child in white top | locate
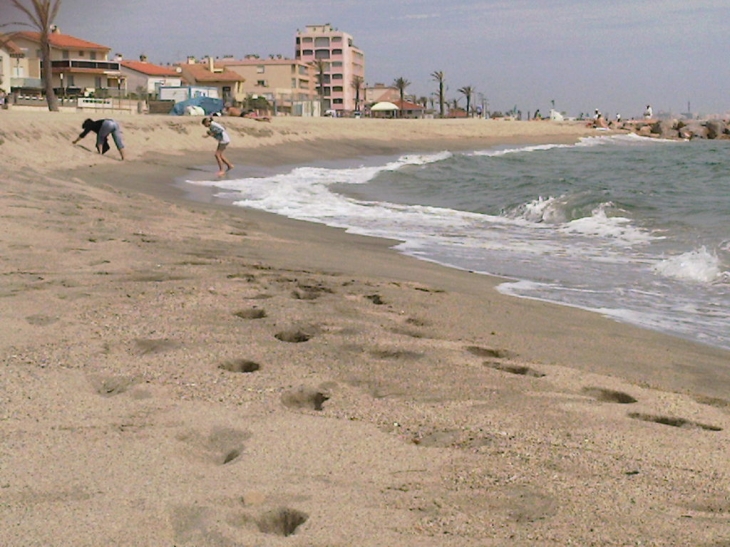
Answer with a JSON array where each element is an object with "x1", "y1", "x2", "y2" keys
[{"x1": 202, "y1": 117, "x2": 233, "y2": 176}]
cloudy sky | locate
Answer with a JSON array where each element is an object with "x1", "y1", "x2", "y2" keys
[{"x1": 3, "y1": 0, "x2": 729, "y2": 117}]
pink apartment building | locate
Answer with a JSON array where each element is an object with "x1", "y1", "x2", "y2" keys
[{"x1": 295, "y1": 24, "x2": 365, "y2": 114}]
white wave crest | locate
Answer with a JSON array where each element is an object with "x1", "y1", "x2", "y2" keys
[{"x1": 652, "y1": 247, "x2": 723, "y2": 283}]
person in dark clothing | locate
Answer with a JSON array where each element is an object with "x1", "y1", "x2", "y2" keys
[{"x1": 72, "y1": 118, "x2": 125, "y2": 160}]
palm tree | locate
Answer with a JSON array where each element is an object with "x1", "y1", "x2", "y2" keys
[
  {"x1": 431, "y1": 70, "x2": 445, "y2": 118},
  {"x1": 458, "y1": 85, "x2": 474, "y2": 118},
  {"x1": 351, "y1": 75, "x2": 363, "y2": 113},
  {"x1": 311, "y1": 59, "x2": 327, "y2": 115},
  {"x1": 393, "y1": 77, "x2": 410, "y2": 118},
  {"x1": 9, "y1": 0, "x2": 62, "y2": 112}
]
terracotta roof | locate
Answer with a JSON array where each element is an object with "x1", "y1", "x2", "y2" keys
[
  {"x1": 121, "y1": 60, "x2": 179, "y2": 77},
  {"x1": 178, "y1": 63, "x2": 244, "y2": 83},
  {"x1": 0, "y1": 35, "x2": 24, "y2": 56},
  {"x1": 14, "y1": 31, "x2": 110, "y2": 51},
  {"x1": 394, "y1": 99, "x2": 426, "y2": 111}
]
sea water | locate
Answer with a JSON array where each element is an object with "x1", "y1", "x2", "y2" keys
[{"x1": 185, "y1": 134, "x2": 730, "y2": 351}]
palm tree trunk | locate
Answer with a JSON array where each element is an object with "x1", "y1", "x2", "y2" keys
[{"x1": 41, "y1": 29, "x2": 58, "y2": 111}]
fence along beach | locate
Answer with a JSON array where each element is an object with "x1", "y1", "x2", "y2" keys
[{"x1": 1, "y1": 110, "x2": 729, "y2": 546}]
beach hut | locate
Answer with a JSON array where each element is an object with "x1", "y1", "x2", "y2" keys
[{"x1": 370, "y1": 101, "x2": 399, "y2": 118}]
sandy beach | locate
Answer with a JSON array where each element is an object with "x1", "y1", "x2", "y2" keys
[{"x1": 1, "y1": 110, "x2": 729, "y2": 546}]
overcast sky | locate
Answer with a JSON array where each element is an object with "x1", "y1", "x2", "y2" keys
[{"x1": 3, "y1": 0, "x2": 729, "y2": 117}]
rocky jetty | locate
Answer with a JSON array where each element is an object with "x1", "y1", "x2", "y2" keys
[{"x1": 619, "y1": 118, "x2": 730, "y2": 140}]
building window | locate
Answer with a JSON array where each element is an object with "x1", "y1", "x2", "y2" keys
[
  {"x1": 256, "y1": 80, "x2": 267, "y2": 87},
  {"x1": 332, "y1": 73, "x2": 343, "y2": 80},
  {"x1": 62, "y1": 49, "x2": 69, "y2": 59},
  {"x1": 314, "y1": 37, "x2": 329, "y2": 47},
  {"x1": 95, "y1": 76, "x2": 102, "y2": 88},
  {"x1": 302, "y1": 37, "x2": 313, "y2": 43},
  {"x1": 333, "y1": 98, "x2": 343, "y2": 104},
  {"x1": 332, "y1": 36, "x2": 342, "y2": 43},
  {"x1": 333, "y1": 86, "x2": 343, "y2": 92},
  {"x1": 314, "y1": 50, "x2": 330, "y2": 60},
  {"x1": 68, "y1": 75, "x2": 75, "y2": 86},
  {"x1": 257, "y1": 65, "x2": 265, "y2": 73},
  {"x1": 90, "y1": 51, "x2": 96, "y2": 60},
  {"x1": 302, "y1": 49, "x2": 313, "y2": 56},
  {"x1": 332, "y1": 49, "x2": 342, "y2": 56}
]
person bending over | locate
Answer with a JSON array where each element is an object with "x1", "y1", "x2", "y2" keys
[{"x1": 72, "y1": 118, "x2": 125, "y2": 160}]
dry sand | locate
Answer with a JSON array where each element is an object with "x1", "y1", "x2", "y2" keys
[{"x1": 1, "y1": 110, "x2": 729, "y2": 546}]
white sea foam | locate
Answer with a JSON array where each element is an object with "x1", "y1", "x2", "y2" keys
[
  {"x1": 559, "y1": 204, "x2": 655, "y2": 246},
  {"x1": 652, "y1": 247, "x2": 723, "y2": 283},
  {"x1": 184, "y1": 136, "x2": 730, "y2": 350}
]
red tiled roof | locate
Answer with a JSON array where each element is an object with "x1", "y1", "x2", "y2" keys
[
  {"x1": 0, "y1": 35, "x2": 24, "y2": 56},
  {"x1": 394, "y1": 99, "x2": 426, "y2": 111},
  {"x1": 121, "y1": 60, "x2": 179, "y2": 77},
  {"x1": 14, "y1": 31, "x2": 110, "y2": 51},
  {"x1": 178, "y1": 63, "x2": 244, "y2": 83}
]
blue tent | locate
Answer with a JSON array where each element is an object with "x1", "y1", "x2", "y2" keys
[{"x1": 170, "y1": 96, "x2": 224, "y2": 116}]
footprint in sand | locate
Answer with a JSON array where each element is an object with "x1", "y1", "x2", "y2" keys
[
  {"x1": 175, "y1": 426, "x2": 251, "y2": 465},
  {"x1": 582, "y1": 387, "x2": 637, "y2": 404},
  {"x1": 218, "y1": 358, "x2": 261, "y2": 373},
  {"x1": 274, "y1": 329, "x2": 312, "y2": 343},
  {"x1": 628, "y1": 412, "x2": 722, "y2": 431},
  {"x1": 483, "y1": 360, "x2": 546, "y2": 378},
  {"x1": 281, "y1": 386, "x2": 330, "y2": 411},
  {"x1": 466, "y1": 345, "x2": 515, "y2": 359},
  {"x1": 233, "y1": 308, "x2": 267, "y2": 320},
  {"x1": 256, "y1": 507, "x2": 309, "y2": 537}
]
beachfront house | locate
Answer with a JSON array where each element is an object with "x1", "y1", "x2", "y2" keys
[
  {"x1": 393, "y1": 99, "x2": 427, "y2": 119},
  {"x1": 176, "y1": 57, "x2": 245, "y2": 105},
  {"x1": 217, "y1": 56, "x2": 318, "y2": 116},
  {"x1": 10, "y1": 26, "x2": 124, "y2": 98},
  {"x1": 120, "y1": 55, "x2": 182, "y2": 99},
  {"x1": 295, "y1": 24, "x2": 365, "y2": 116},
  {"x1": 0, "y1": 34, "x2": 29, "y2": 96}
]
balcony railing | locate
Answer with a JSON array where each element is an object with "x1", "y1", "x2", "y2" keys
[{"x1": 46, "y1": 59, "x2": 122, "y2": 72}]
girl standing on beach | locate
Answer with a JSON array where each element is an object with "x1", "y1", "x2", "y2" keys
[{"x1": 202, "y1": 117, "x2": 234, "y2": 176}]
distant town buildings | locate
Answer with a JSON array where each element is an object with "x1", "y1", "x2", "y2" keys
[
  {"x1": 218, "y1": 56, "x2": 316, "y2": 116},
  {"x1": 2, "y1": 22, "x2": 377, "y2": 116},
  {"x1": 120, "y1": 55, "x2": 182, "y2": 97},
  {"x1": 295, "y1": 24, "x2": 365, "y2": 114}
]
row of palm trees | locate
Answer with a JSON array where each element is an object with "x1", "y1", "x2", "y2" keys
[{"x1": 347, "y1": 71, "x2": 477, "y2": 117}]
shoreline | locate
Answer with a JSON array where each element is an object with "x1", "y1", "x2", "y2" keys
[
  {"x1": 2, "y1": 112, "x2": 730, "y2": 546},
  {"x1": 57, "y1": 120, "x2": 730, "y2": 397}
]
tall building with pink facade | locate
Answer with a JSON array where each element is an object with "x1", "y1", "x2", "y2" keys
[{"x1": 295, "y1": 24, "x2": 365, "y2": 114}]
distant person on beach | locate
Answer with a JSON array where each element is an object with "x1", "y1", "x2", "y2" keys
[
  {"x1": 644, "y1": 105, "x2": 653, "y2": 119},
  {"x1": 243, "y1": 109, "x2": 271, "y2": 122},
  {"x1": 202, "y1": 116, "x2": 233, "y2": 177},
  {"x1": 72, "y1": 118, "x2": 125, "y2": 160}
]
